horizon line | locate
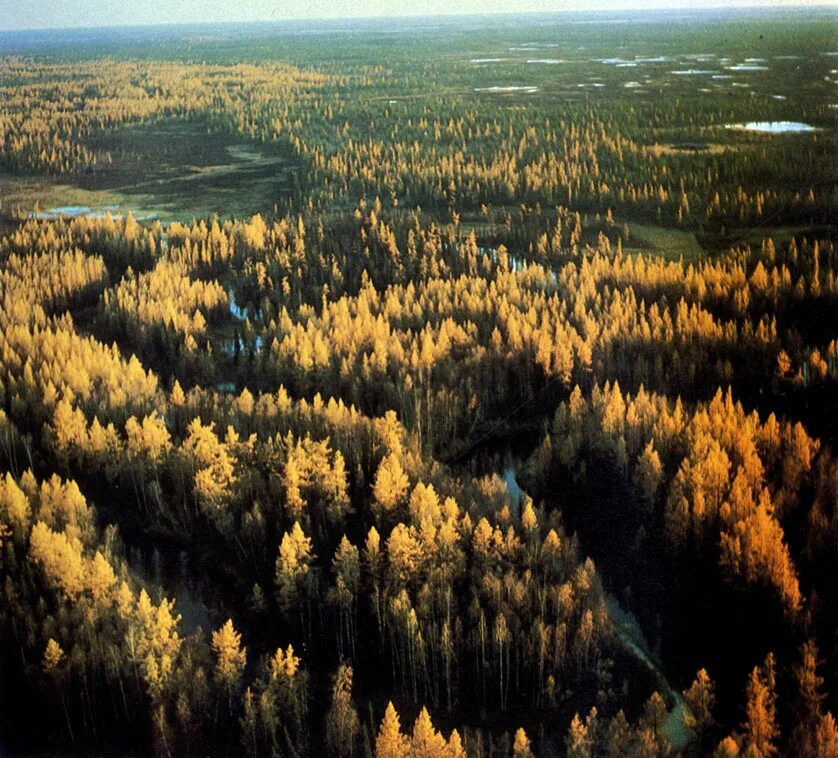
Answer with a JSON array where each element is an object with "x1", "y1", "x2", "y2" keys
[{"x1": 2, "y1": 2, "x2": 836, "y2": 35}]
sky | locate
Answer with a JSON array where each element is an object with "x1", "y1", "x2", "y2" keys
[{"x1": 0, "y1": 0, "x2": 835, "y2": 31}]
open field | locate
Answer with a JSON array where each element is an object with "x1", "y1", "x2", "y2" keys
[{"x1": 1, "y1": 119, "x2": 299, "y2": 221}]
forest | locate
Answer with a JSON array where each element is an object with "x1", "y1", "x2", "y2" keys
[{"x1": 0, "y1": 7, "x2": 836, "y2": 757}]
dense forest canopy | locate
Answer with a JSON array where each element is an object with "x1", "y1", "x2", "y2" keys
[{"x1": 0, "y1": 8, "x2": 836, "y2": 757}]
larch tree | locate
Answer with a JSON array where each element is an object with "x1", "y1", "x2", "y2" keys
[
  {"x1": 275, "y1": 521, "x2": 316, "y2": 637},
  {"x1": 372, "y1": 452, "x2": 409, "y2": 520},
  {"x1": 410, "y1": 706, "x2": 448, "y2": 757},
  {"x1": 513, "y1": 727, "x2": 535, "y2": 758},
  {"x1": 791, "y1": 641, "x2": 828, "y2": 757},
  {"x1": 325, "y1": 663, "x2": 360, "y2": 757},
  {"x1": 814, "y1": 713, "x2": 838, "y2": 757},
  {"x1": 566, "y1": 713, "x2": 592, "y2": 758},
  {"x1": 329, "y1": 535, "x2": 361, "y2": 657},
  {"x1": 212, "y1": 618, "x2": 247, "y2": 716},
  {"x1": 683, "y1": 668, "x2": 716, "y2": 743},
  {"x1": 743, "y1": 654, "x2": 779, "y2": 757},
  {"x1": 375, "y1": 701, "x2": 409, "y2": 758}
]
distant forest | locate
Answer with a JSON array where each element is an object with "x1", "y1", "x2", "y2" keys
[{"x1": 0, "y1": 9, "x2": 836, "y2": 757}]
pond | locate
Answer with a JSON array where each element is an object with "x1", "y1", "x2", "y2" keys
[
  {"x1": 29, "y1": 205, "x2": 159, "y2": 221},
  {"x1": 725, "y1": 121, "x2": 820, "y2": 133},
  {"x1": 228, "y1": 289, "x2": 249, "y2": 321},
  {"x1": 725, "y1": 64, "x2": 769, "y2": 71},
  {"x1": 474, "y1": 86, "x2": 539, "y2": 94}
]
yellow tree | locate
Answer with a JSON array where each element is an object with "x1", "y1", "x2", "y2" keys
[
  {"x1": 364, "y1": 526, "x2": 385, "y2": 643},
  {"x1": 791, "y1": 641, "x2": 828, "y2": 757},
  {"x1": 132, "y1": 589, "x2": 182, "y2": 702},
  {"x1": 566, "y1": 713, "x2": 591, "y2": 758},
  {"x1": 182, "y1": 418, "x2": 236, "y2": 522},
  {"x1": 130, "y1": 589, "x2": 182, "y2": 757},
  {"x1": 743, "y1": 654, "x2": 779, "y2": 757},
  {"x1": 325, "y1": 663, "x2": 360, "y2": 757},
  {"x1": 715, "y1": 735, "x2": 741, "y2": 757},
  {"x1": 212, "y1": 618, "x2": 246, "y2": 715},
  {"x1": 634, "y1": 440, "x2": 663, "y2": 511},
  {"x1": 410, "y1": 706, "x2": 448, "y2": 757},
  {"x1": 43, "y1": 638, "x2": 65, "y2": 671},
  {"x1": 275, "y1": 521, "x2": 316, "y2": 637},
  {"x1": 42, "y1": 638, "x2": 73, "y2": 740},
  {"x1": 329, "y1": 535, "x2": 360, "y2": 657},
  {"x1": 0, "y1": 473, "x2": 29, "y2": 535},
  {"x1": 376, "y1": 701, "x2": 409, "y2": 758},
  {"x1": 28, "y1": 521, "x2": 85, "y2": 598},
  {"x1": 683, "y1": 668, "x2": 716, "y2": 743},
  {"x1": 814, "y1": 713, "x2": 838, "y2": 757},
  {"x1": 513, "y1": 727, "x2": 535, "y2": 758},
  {"x1": 262, "y1": 644, "x2": 308, "y2": 754},
  {"x1": 372, "y1": 452, "x2": 409, "y2": 520}
]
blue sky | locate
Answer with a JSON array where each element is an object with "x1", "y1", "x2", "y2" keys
[{"x1": 1, "y1": 0, "x2": 835, "y2": 31}]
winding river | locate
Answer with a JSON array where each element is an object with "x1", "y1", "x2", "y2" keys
[{"x1": 501, "y1": 467, "x2": 690, "y2": 750}]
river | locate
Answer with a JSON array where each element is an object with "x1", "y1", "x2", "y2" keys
[
  {"x1": 127, "y1": 544, "x2": 214, "y2": 636},
  {"x1": 500, "y1": 467, "x2": 690, "y2": 750}
]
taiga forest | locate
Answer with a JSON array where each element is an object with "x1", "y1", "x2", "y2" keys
[{"x1": 0, "y1": 7, "x2": 836, "y2": 757}]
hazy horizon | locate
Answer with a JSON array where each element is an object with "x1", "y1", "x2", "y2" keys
[{"x1": 1, "y1": 0, "x2": 836, "y2": 32}]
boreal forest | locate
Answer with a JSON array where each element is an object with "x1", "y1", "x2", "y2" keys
[{"x1": 0, "y1": 7, "x2": 836, "y2": 757}]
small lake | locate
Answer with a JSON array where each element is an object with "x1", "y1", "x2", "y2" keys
[
  {"x1": 29, "y1": 205, "x2": 159, "y2": 221},
  {"x1": 474, "y1": 86, "x2": 539, "y2": 93},
  {"x1": 725, "y1": 64, "x2": 770, "y2": 72},
  {"x1": 725, "y1": 121, "x2": 820, "y2": 133}
]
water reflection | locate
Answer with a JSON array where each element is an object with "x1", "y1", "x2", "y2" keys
[{"x1": 726, "y1": 121, "x2": 819, "y2": 133}]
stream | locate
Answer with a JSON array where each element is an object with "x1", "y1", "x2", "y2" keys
[
  {"x1": 501, "y1": 467, "x2": 690, "y2": 750},
  {"x1": 126, "y1": 544, "x2": 214, "y2": 636}
]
